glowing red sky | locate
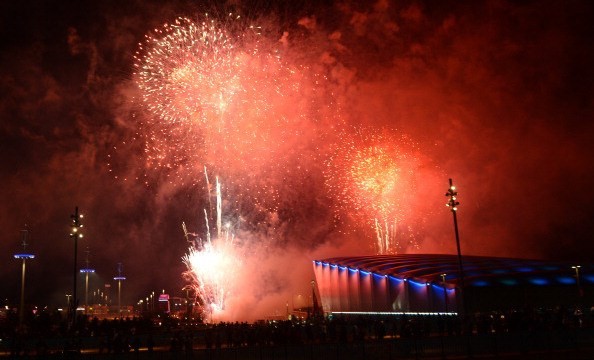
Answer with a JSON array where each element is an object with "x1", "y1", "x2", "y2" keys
[{"x1": 1, "y1": 0, "x2": 593, "y2": 317}]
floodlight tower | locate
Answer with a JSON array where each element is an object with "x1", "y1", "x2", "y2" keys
[
  {"x1": 113, "y1": 263, "x2": 127, "y2": 317},
  {"x1": 445, "y1": 178, "x2": 466, "y2": 315},
  {"x1": 14, "y1": 224, "x2": 35, "y2": 325},
  {"x1": 69, "y1": 207, "x2": 84, "y2": 326},
  {"x1": 80, "y1": 248, "x2": 95, "y2": 315}
]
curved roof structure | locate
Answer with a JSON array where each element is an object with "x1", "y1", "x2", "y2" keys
[{"x1": 314, "y1": 254, "x2": 593, "y2": 288}]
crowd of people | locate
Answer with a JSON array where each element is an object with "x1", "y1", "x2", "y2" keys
[{"x1": 1, "y1": 304, "x2": 593, "y2": 357}]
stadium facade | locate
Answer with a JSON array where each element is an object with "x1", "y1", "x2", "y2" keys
[{"x1": 313, "y1": 254, "x2": 593, "y2": 314}]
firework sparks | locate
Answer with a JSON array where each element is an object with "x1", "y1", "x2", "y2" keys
[
  {"x1": 132, "y1": 15, "x2": 298, "y2": 174},
  {"x1": 182, "y1": 238, "x2": 239, "y2": 315},
  {"x1": 182, "y1": 173, "x2": 241, "y2": 318},
  {"x1": 325, "y1": 127, "x2": 439, "y2": 254},
  {"x1": 127, "y1": 13, "x2": 328, "y2": 225},
  {"x1": 134, "y1": 14, "x2": 246, "y2": 125}
]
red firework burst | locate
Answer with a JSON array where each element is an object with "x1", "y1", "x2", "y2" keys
[{"x1": 325, "y1": 127, "x2": 442, "y2": 254}]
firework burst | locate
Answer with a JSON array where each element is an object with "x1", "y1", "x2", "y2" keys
[
  {"x1": 128, "y1": 13, "x2": 329, "y2": 219},
  {"x1": 134, "y1": 14, "x2": 252, "y2": 125},
  {"x1": 182, "y1": 173, "x2": 242, "y2": 318},
  {"x1": 133, "y1": 15, "x2": 299, "y2": 174},
  {"x1": 182, "y1": 235, "x2": 239, "y2": 315},
  {"x1": 325, "y1": 127, "x2": 440, "y2": 254}
]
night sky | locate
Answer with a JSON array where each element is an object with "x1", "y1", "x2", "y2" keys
[{"x1": 1, "y1": 0, "x2": 593, "y2": 320}]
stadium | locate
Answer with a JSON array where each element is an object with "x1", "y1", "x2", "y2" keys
[{"x1": 313, "y1": 254, "x2": 593, "y2": 314}]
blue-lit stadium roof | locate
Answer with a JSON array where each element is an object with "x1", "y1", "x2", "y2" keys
[{"x1": 314, "y1": 254, "x2": 593, "y2": 288}]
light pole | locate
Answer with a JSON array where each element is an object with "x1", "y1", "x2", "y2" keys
[
  {"x1": 572, "y1": 265, "x2": 583, "y2": 298},
  {"x1": 310, "y1": 279, "x2": 318, "y2": 317},
  {"x1": 80, "y1": 248, "x2": 95, "y2": 316},
  {"x1": 445, "y1": 179, "x2": 465, "y2": 315},
  {"x1": 182, "y1": 286, "x2": 193, "y2": 317},
  {"x1": 113, "y1": 263, "x2": 127, "y2": 317},
  {"x1": 14, "y1": 225, "x2": 35, "y2": 326},
  {"x1": 105, "y1": 283, "x2": 111, "y2": 305},
  {"x1": 69, "y1": 207, "x2": 83, "y2": 328},
  {"x1": 440, "y1": 273, "x2": 448, "y2": 312}
]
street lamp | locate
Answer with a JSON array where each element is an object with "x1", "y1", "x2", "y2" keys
[
  {"x1": 445, "y1": 179, "x2": 466, "y2": 315},
  {"x1": 310, "y1": 279, "x2": 319, "y2": 317},
  {"x1": 572, "y1": 265, "x2": 583, "y2": 298},
  {"x1": 80, "y1": 248, "x2": 95, "y2": 316},
  {"x1": 113, "y1": 263, "x2": 127, "y2": 317},
  {"x1": 14, "y1": 225, "x2": 35, "y2": 326},
  {"x1": 104, "y1": 283, "x2": 111, "y2": 305},
  {"x1": 69, "y1": 207, "x2": 83, "y2": 327},
  {"x1": 440, "y1": 273, "x2": 448, "y2": 312}
]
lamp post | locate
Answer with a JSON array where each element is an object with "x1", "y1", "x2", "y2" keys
[
  {"x1": 14, "y1": 225, "x2": 35, "y2": 325},
  {"x1": 69, "y1": 207, "x2": 83, "y2": 327},
  {"x1": 445, "y1": 179, "x2": 465, "y2": 315},
  {"x1": 440, "y1": 273, "x2": 448, "y2": 312},
  {"x1": 105, "y1": 283, "x2": 111, "y2": 305},
  {"x1": 182, "y1": 286, "x2": 193, "y2": 317},
  {"x1": 80, "y1": 248, "x2": 95, "y2": 315},
  {"x1": 572, "y1": 265, "x2": 583, "y2": 298},
  {"x1": 310, "y1": 279, "x2": 319, "y2": 317},
  {"x1": 113, "y1": 263, "x2": 127, "y2": 317}
]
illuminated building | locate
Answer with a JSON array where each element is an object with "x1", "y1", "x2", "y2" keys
[{"x1": 314, "y1": 254, "x2": 593, "y2": 314}]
